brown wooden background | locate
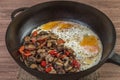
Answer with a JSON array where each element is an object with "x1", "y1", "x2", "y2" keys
[{"x1": 0, "y1": 0, "x2": 120, "y2": 80}]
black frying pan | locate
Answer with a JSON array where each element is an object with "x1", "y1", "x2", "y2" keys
[{"x1": 5, "y1": 1, "x2": 120, "y2": 80}]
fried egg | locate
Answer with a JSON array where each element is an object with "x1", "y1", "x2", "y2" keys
[{"x1": 33, "y1": 21, "x2": 103, "y2": 71}]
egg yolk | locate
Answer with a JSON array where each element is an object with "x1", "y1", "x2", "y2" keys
[
  {"x1": 41, "y1": 21, "x2": 73, "y2": 31},
  {"x1": 58, "y1": 23, "x2": 73, "y2": 30},
  {"x1": 41, "y1": 21, "x2": 60, "y2": 30},
  {"x1": 80, "y1": 35, "x2": 98, "y2": 46}
]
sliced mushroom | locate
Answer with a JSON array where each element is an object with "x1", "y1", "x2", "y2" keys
[
  {"x1": 64, "y1": 60, "x2": 69, "y2": 67},
  {"x1": 47, "y1": 42, "x2": 52, "y2": 47},
  {"x1": 45, "y1": 54, "x2": 54, "y2": 62},
  {"x1": 49, "y1": 33, "x2": 58, "y2": 39},
  {"x1": 64, "y1": 65, "x2": 73, "y2": 71},
  {"x1": 27, "y1": 56, "x2": 36, "y2": 62},
  {"x1": 67, "y1": 48, "x2": 74, "y2": 54},
  {"x1": 20, "y1": 56, "x2": 23, "y2": 62},
  {"x1": 36, "y1": 42, "x2": 40, "y2": 46},
  {"x1": 57, "y1": 45, "x2": 64, "y2": 52},
  {"x1": 37, "y1": 65, "x2": 44, "y2": 72},
  {"x1": 35, "y1": 54, "x2": 41, "y2": 59},
  {"x1": 48, "y1": 40, "x2": 57, "y2": 45},
  {"x1": 24, "y1": 36, "x2": 30, "y2": 42},
  {"x1": 40, "y1": 52, "x2": 47, "y2": 59},
  {"x1": 30, "y1": 51, "x2": 36, "y2": 55},
  {"x1": 55, "y1": 59, "x2": 63, "y2": 66},
  {"x1": 53, "y1": 58, "x2": 58, "y2": 63},
  {"x1": 30, "y1": 64, "x2": 37, "y2": 69},
  {"x1": 39, "y1": 41, "x2": 47, "y2": 48},
  {"x1": 25, "y1": 44, "x2": 36, "y2": 50},
  {"x1": 62, "y1": 56, "x2": 69, "y2": 62},
  {"x1": 24, "y1": 60, "x2": 30, "y2": 67},
  {"x1": 69, "y1": 68, "x2": 78, "y2": 72},
  {"x1": 36, "y1": 58, "x2": 42, "y2": 63},
  {"x1": 39, "y1": 31, "x2": 48, "y2": 35},
  {"x1": 37, "y1": 49, "x2": 46, "y2": 53}
]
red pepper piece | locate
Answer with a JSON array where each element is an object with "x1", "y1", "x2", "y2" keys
[
  {"x1": 49, "y1": 50, "x2": 57, "y2": 55},
  {"x1": 41, "y1": 61, "x2": 47, "y2": 67},
  {"x1": 32, "y1": 31, "x2": 37, "y2": 37},
  {"x1": 19, "y1": 46, "x2": 25, "y2": 54},
  {"x1": 65, "y1": 51, "x2": 70, "y2": 56},
  {"x1": 55, "y1": 53, "x2": 60, "y2": 57},
  {"x1": 45, "y1": 67, "x2": 52, "y2": 73},
  {"x1": 49, "y1": 50, "x2": 60, "y2": 57},
  {"x1": 24, "y1": 50, "x2": 31, "y2": 57},
  {"x1": 72, "y1": 59, "x2": 80, "y2": 69},
  {"x1": 60, "y1": 54, "x2": 66, "y2": 58}
]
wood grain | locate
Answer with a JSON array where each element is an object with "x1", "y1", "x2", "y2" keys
[
  {"x1": 17, "y1": 68, "x2": 99, "y2": 80},
  {"x1": 0, "y1": 0, "x2": 120, "y2": 80}
]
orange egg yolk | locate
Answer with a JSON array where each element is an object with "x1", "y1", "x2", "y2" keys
[
  {"x1": 58, "y1": 23, "x2": 72, "y2": 30},
  {"x1": 41, "y1": 21, "x2": 60, "y2": 30},
  {"x1": 41, "y1": 21, "x2": 73, "y2": 30},
  {"x1": 80, "y1": 35, "x2": 98, "y2": 46}
]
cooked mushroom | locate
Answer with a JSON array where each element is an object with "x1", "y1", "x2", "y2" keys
[
  {"x1": 30, "y1": 51, "x2": 36, "y2": 55},
  {"x1": 24, "y1": 36, "x2": 30, "y2": 42},
  {"x1": 20, "y1": 56, "x2": 23, "y2": 62},
  {"x1": 55, "y1": 59, "x2": 63, "y2": 66},
  {"x1": 27, "y1": 56, "x2": 36, "y2": 62},
  {"x1": 39, "y1": 31, "x2": 48, "y2": 35},
  {"x1": 49, "y1": 33, "x2": 58, "y2": 39},
  {"x1": 39, "y1": 41, "x2": 47, "y2": 48},
  {"x1": 37, "y1": 65, "x2": 44, "y2": 72},
  {"x1": 47, "y1": 42, "x2": 52, "y2": 47},
  {"x1": 36, "y1": 59, "x2": 42, "y2": 63},
  {"x1": 24, "y1": 60, "x2": 30, "y2": 67},
  {"x1": 68, "y1": 48, "x2": 74, "y2": 54},
  {"x1": 37, "y1": 49, "x2": 46, "y2": 53},
  {"x1": 30, "y1": 64, "x2": 37, "y2": 69},
  {"x1": 45, "y1": 54, "x2": 54, "y2": 62},
  {"x1": 69, "y1": 68, "x2": 78, "y2": 72},
  {"x1": 53, "y1": 58, "x2": 58, "y2": 63},
  {"x1": 57, "y1": 45, "x2": 64, "y2": 52},
  {"x1": 40, "y1": 53, "x2": 47, "y2": 59},
  {"x1": 25, "y1": 44, "x2": 36, "y2": 50},
  {"x1": 35, "y1": 53, "x2": 41, "y2": 59},
  {"x1": 64, "y1": 65, "x2": 73, "y2": 71},
  {"x1": 64, "y1": 60, "x2": 69, "y2": 67}
]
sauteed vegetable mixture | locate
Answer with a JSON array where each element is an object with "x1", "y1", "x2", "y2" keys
[{"x1": 19, "y1": 31, "x2": 80, "y2": 74}]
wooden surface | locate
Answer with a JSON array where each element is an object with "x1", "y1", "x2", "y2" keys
[
  {"x1": 17, "y1": 68, "x2": 99, "y2": 80},
  {"x1": 0, "y1": 0, "x2": 120, "y2": 80}
]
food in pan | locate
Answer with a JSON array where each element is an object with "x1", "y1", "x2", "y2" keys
[{"x1": 19, "y1": 21, "x2": 102, "y2": 74}]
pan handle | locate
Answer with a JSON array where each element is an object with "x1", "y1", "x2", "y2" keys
[
  {"x1": 107, "y1": 52, "x2": 120, "y2": 66},
  {"x1": 11, "y1": 7, "x2": 29, "y2": 20}
]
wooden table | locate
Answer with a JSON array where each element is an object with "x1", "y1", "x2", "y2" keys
[{"x1": 0, "y1": 0, "x2": 120, "y2": 80}]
